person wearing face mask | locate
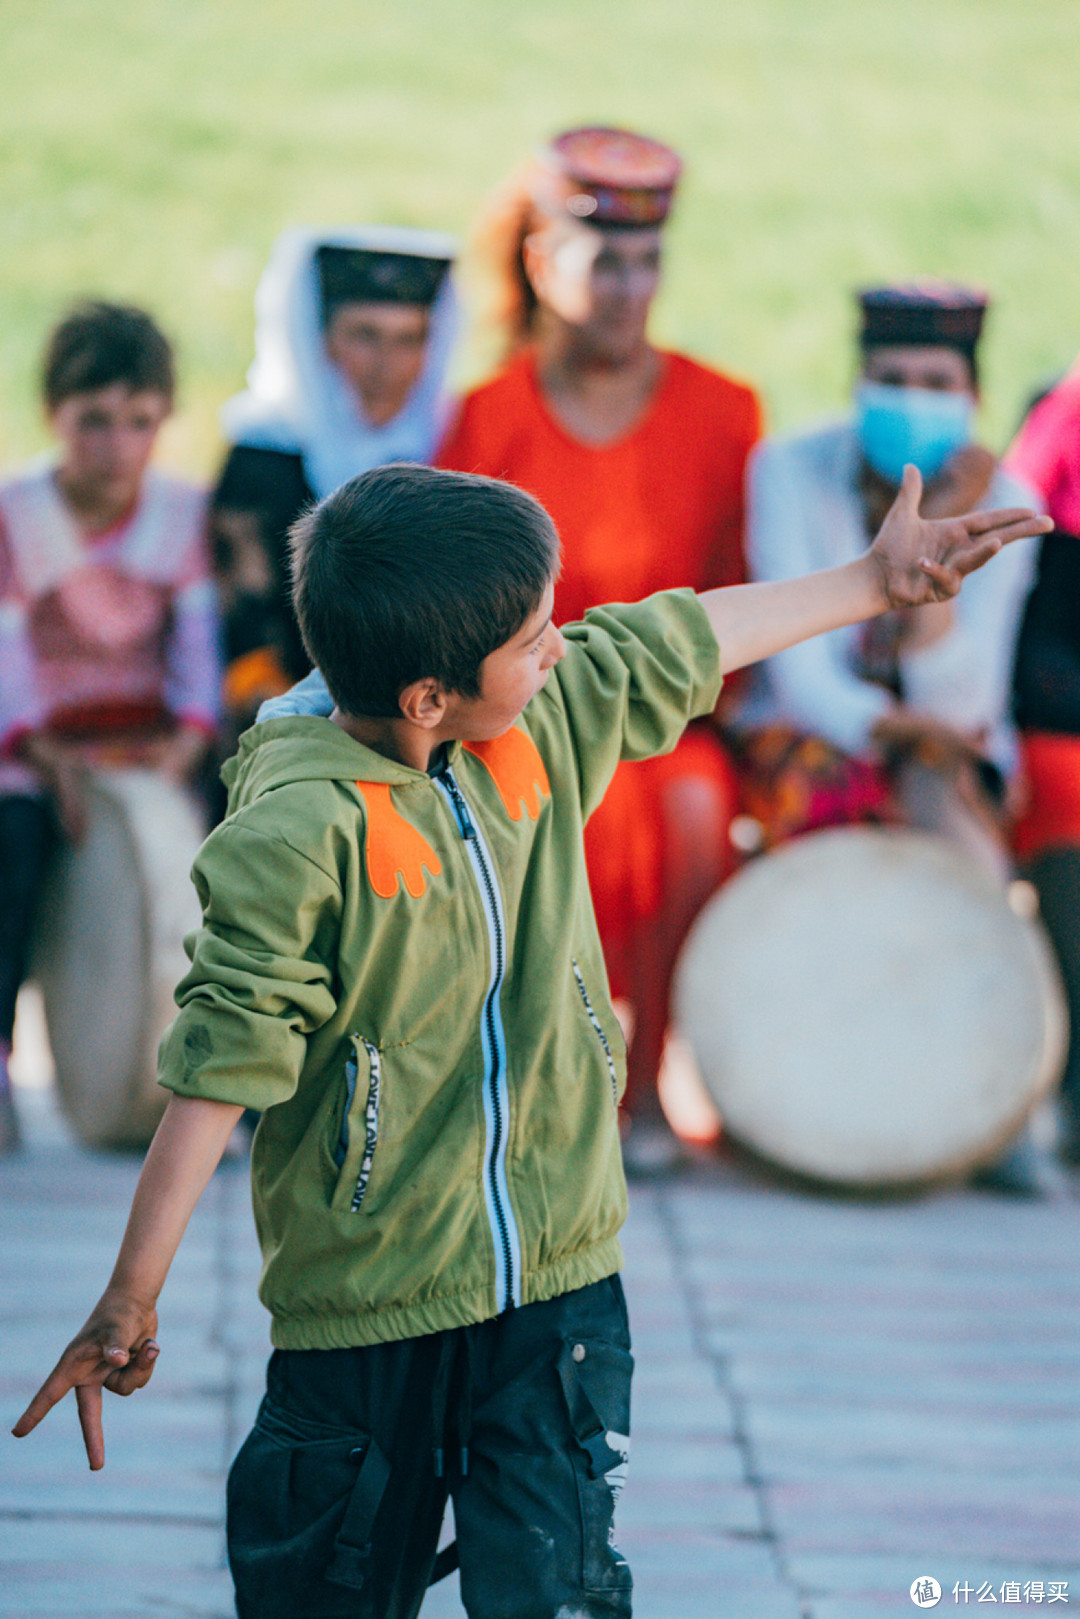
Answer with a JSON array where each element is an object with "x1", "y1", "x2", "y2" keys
[
  {"x1": 210, "y1": 227, "x2": 459, "y2": 740},
  {"x1": 438, "y1": 127, "x2": 764, "y2": 1173},
  {"x1": 734, "y1": 282, "x2": 1039, "y2": 875},
  {"x1": 732, "y1": 283, "x2": 1051, "y2": 1194}
]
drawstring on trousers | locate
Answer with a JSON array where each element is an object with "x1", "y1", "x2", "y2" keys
[{"x1": 429, "y1": 1323, "x2": 478, "y2": 1479}]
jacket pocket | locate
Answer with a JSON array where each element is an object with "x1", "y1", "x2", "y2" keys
[
  {"x1": 571, "y1": 958, "x2": 621, "y2": 1108},
  {"x1": 330, "y1": 1035, "x2": 384, "y2": 1215},
  {"x1": 555, "y1": 1336, "x2": 634, "y2": 1594},
  {"x1": 227, "y1": 1396, "x2": 389, "y2": 1614}
]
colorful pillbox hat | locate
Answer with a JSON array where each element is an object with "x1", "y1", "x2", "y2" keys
[
  {"x1": 858, "y1": 280, "x2": 989, "y2": 355},
  {"x1": 533, "y1": 125, "x2": 683, "y2": 227}
]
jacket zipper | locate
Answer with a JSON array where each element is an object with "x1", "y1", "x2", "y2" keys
[
  {"x1": 571, "y1": 958, "x2": 619, "y2": 1108},
  {"x1": 333, "y1": 1036, "x2": 382, "y2": 1212},
  {"x1": 350, "y1": 1039, "x2": 382, "y2": 1211},
  {"x1": 433, "y1": 763, "x2": 522, "y2": 1312}
]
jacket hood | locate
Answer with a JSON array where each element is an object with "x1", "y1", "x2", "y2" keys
[{"x1": 223, "y1": 716, "x2": 459, "y2": 811}]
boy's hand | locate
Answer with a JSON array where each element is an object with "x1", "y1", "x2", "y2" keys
[
  {"x1": 869, "y1": 464, "x2": 1051, "y2": 611},
  {"x1": 11, "y1": 1291, "x2": 160, "y2": 1470}
]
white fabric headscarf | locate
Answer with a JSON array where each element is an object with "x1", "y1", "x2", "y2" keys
[{"x1": 220, "y1": 225, "x2": 460, "y2": 499}]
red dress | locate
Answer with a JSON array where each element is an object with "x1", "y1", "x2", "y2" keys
[{"x1": 438, "y1": 349, "x2": 763, "y2": 993}]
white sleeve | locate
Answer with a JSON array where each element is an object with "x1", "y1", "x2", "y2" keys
[{"x1": 746, "y1": 436, "x2": 893, "y2": 755}]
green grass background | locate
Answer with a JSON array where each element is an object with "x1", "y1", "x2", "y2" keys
[{"x1": 2, "y1": 0, "x2": 1078, "y2": 475}]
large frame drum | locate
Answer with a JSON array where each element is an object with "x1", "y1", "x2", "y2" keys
[
  {"x1": 674, "y1": 826, "x2": 1067, "y2": 1190},
  {"x1": 31, "y1": 769, "x2": 204, "y2": 1149}
]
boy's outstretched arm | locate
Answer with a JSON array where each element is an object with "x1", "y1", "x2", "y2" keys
[
  {"x1": 11, "y1": 1094, "x2": 243, "y2": 1470},
  {"x1": 702, "y1": 464, "x2": 1052, "y2": 676}
]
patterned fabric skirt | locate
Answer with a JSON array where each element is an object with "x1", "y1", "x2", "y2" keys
[{"x1": 729, "y1": 725, "x2": 896, "y2": 851}]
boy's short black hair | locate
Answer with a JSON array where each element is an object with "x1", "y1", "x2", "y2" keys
[
  {"x1": 290, "y1": 463, "x2": 560, "y2": 719},
  {"x1": 43, "y1": 301, "x2": 176, "y2": 411}
]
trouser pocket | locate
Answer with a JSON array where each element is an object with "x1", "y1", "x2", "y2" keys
[
  {"x1": 227, "y1": 1395, "x2": 389, "y2": 1618},
  {"x1": 555, "y1": 1335, "x2": 634, "y2": 1595}
]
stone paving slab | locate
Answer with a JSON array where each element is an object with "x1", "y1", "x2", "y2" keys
[{"x1": 4, "y1": 1067, "x2": 1080, "y2": 1617}]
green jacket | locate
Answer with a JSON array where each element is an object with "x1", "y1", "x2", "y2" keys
[{"x1": 159, "y1": 590, "x2": 721, "y2": 1349}]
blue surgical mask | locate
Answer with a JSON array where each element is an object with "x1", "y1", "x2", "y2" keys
[{"x1": 854, "y1": 381, "x2": 975, "y2": 485}]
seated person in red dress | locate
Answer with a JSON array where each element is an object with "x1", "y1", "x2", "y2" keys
[
  {"x1": 438, "y1": 126, "x2": 764, "y2": 1170},
  {"x1": 0, "y1": 303, "x2": 220, "y2": 1152},
  {"x1": 211, "y1": 227, "x2": 459, "y2": 736},
  {"x1": 1007, "y1": 360, "x2": 1080, "y2": 1162}
]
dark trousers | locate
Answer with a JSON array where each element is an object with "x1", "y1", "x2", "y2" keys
[
  {"x1": 1024, "y1": 847, "x2": 1080, "y2": 1116},
  {"x1": 0, "y1": 795, "x2": 55, "y2": 1044},
  {"x1": 227, "y1": 1275, "x2": 633, "y2": 1619}
]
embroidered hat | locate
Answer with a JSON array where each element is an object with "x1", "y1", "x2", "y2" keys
[
  {"x1": 315, "y1": 244, "x2": 453, "y2": 322},
  {"x1": 857, "y1": 280, "x2": 989, "y2": 355},
  {"x1": 533, "y1": 125, "x2": 683, "y2": 227}
]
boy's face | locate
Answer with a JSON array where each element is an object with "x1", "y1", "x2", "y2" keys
[
  {"x1": 444, "y1": 582, "x2": 565, "y2": 741},
  {"x1": 49, "y1": 385, "x2": 170, "y2": 519}
]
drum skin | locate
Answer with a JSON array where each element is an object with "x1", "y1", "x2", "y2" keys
[
  {"x1": 32, "y1": 769, "x2": 204, "y2": 1149},
  {"x1": 674, "y1": 827, "x2": 1068, "y2": 1189}
]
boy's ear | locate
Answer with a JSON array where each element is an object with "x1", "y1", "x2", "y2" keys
[{"x1": 397, "y1": 677, "x2": 450, "y2": 730}]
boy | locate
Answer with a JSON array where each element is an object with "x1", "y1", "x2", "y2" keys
[
  {"x1": 0, "y1": 301, "x2": 219, "y2": 1154},
  {"x1": 13, "y1": 463, "x2": 1048, "y2": 1618}
]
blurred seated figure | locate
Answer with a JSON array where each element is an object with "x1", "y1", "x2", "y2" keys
[
  {"x1": 0, "y1": 302, "x2": 220, "y2": 1152},
  {"x1": 732, "y1": 281, "x2": 1047, "y2": 1194},
  {"x1": 1008, "y1": 364, "x2": 1080, "y2": 1163},
  {"x1": 734, "y1": 281, "x2": 1038, "y2": 878},
  {"x1": 438, "y1": 127, "x2": 763, "y2": 1171},
  {"x1": 211, "y1": 227, "x2": 459, "y2": 739}
]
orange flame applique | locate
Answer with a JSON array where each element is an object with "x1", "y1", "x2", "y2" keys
[
  {"x1": 465, "y1": 728, "x2": 551, "y2": 822},
  {"x1": 355, "y1": 782, "x2": 442, "y2": 898}
]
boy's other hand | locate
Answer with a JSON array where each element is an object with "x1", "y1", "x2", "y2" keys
[
  {"x1": 869, "y1": 464, "x2": 1052, "y2": 611},
  {"x1": 11, "y1": 1291, "x2": 160, "y2": 1470}
]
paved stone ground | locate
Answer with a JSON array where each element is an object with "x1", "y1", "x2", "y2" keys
[{"x1": 3, "y1": 1023, "x2": 1079, "y2": 1617}]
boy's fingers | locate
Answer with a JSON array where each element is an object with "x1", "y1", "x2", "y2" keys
[
  {"x1": 11, "y1": 1342, "x2": 129, "y2": 1438},
  {"x1": 917, "y1": 560, "x2": 962, "y2": 598},
  {"x1": 961, "y1": 507, "x2": 1051, "y2": 539},
  {"x1": 989, "y1": 513, "x2": 1054, "y2": 545},
  {"x1": 950, "y1": 535, "x2": 1003, "y2": 579},
  {"x1": 899, "y1": 462, "x2": 923, "y2": 509},
  {"x1": 105, "y1": 1339, "x2": 159, "y2": 1396},
  {"x1": 76, "y1": 1383, "x2": 105, "y2": 1472}
]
